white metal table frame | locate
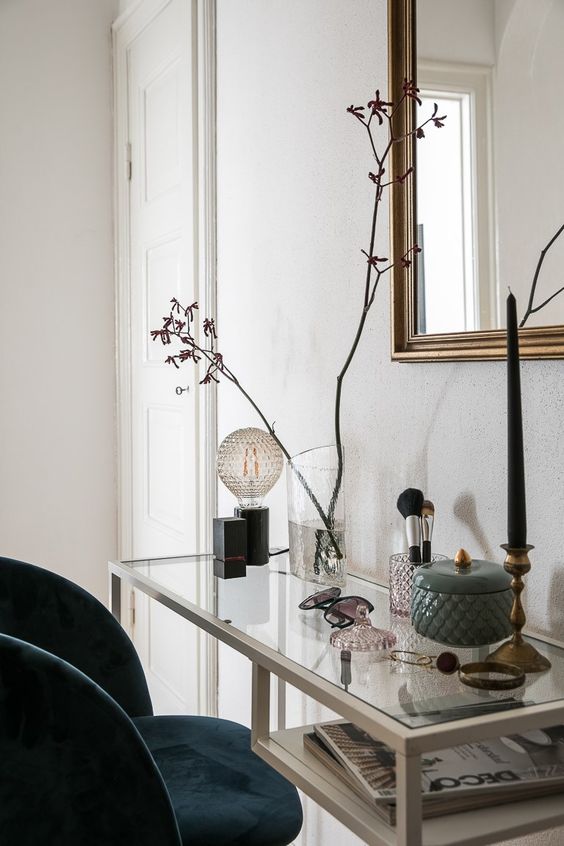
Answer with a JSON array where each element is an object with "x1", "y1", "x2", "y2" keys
[{"x1": 109, "y1": 560, "x2": 564, "y2": 846}]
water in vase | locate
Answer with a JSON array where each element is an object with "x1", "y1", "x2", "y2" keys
[{"x1": 288, "y1": 519, "x2": 346, "y2": 587}]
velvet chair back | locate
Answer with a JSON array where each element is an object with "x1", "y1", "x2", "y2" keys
[
  {"x1": 0, "y1": 556, "x2": 152, "y2": 717},
  {"x1": 0, "y1": 634, "x2": 182, "y2": 846}
]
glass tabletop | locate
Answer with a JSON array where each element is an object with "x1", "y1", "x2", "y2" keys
[{"x1": 118, "y1": 552, "x2": 564, "y2": 730}]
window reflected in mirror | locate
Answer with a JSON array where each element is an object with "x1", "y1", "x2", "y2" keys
[{"x1": 415, "y1": 0, "x2": 564, "y2": 334}]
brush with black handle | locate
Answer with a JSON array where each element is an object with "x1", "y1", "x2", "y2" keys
[
  {"x1": 396, "y1": 488, "x2": 424, "y2": 564},
  {"x1": 421, "y1": 499, "x2": 435, "y2": 564},
  {"x1": 340, "y1": 649, "x2": 352, "y2": 692}
]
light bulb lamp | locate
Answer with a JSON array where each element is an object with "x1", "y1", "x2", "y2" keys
[{"x1": 216, "y1": 428, "x2": 284, "y2": 565}]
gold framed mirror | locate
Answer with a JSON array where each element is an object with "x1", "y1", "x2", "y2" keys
[{"x1": 389, "y1": 0, "x2": 564, "y2": 360}]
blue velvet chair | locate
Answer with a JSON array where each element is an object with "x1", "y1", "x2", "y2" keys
[
  {"x1": 0, "y1": 633, "x2": 183, "y2": 845},
  {"x1": 0, "y1": 556, "x2": 303, "y2": 846}
]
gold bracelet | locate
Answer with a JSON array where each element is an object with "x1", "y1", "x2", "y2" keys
[
  {"x1": 458, "y1": 661, "x2": 525, "y2": 691},
  {"x1": 390, "y1": 650, "x2": 432, "y2": 666},
  {"x1": 389, "y1": 650, "x2": 460, "y2": 675}
]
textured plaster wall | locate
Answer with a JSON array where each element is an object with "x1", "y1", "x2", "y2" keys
[
  {"x1": 217, "y1": 1, "x2": 564, "y2": 843},
  {"x1": 0, "y1": 0, "x2": 118, "y2": 601},
  {"x1": 216, "y1": 0, "x2": 564, "y2": 639}
]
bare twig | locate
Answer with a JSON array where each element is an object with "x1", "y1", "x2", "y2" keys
[{"x1": 520, "y1": 223, "x2": 564, "y2": 327}]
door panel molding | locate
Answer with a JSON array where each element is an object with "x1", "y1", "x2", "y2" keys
[
  {"x1": 113, "y1": 0, "x2": 217, "y2": 716},
  {"x1": 195, "y1": 0, "x2": 217, "y2": 715}
]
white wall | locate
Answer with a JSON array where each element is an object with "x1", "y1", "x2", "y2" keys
[
  {"x1": 0, "y1": 0, "x2": 118, "y2": 601},
  {"x1": 418, "y1": 0, "x2": 495, "y2": 64},
  {"x1": 216, "y1": 1, "x2": 564, "y2": 843},
  {"x1": 118, "y1": 0, "x2": 138, "y2": 15}
]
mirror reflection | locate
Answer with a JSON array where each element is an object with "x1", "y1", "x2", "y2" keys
[{"x1": 416, "y1": 0, "x2": 564, "y2": 334}]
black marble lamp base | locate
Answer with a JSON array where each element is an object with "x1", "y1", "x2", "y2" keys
[
  {"x1": 213, "y1": 557, "x2": 246, "y2": 579},
  {"x1": 234, "y1": 506, "x2": 269, "y2": 566},
  {"x1": 213, "y1": 517, "x2": 247, "y2": 562}
]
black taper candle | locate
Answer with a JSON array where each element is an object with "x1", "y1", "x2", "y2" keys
[{"x1": 507, "y1": 292, "x2": 527, "y2": 547}]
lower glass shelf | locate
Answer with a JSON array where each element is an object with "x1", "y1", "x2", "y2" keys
[{"x1": 253, "y1": 725, "x2": 564, "y2": 846}]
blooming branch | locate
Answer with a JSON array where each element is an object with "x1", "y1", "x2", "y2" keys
[
  {"x1": 151, "y1": 79, "x2": 446, "y2": 559},
  {"x1": 151, "y1": 299, "x2": 343, "y2": 554},
  {"x1": 333, "y1": 81, "x2": 447, "y2": 488},
  {"x1": 152, "y1": 300, "x2": 276, "y2": 413}
]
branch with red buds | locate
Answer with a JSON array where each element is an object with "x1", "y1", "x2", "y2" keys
[
  {"x1": 152, "y1": 298, "x2": 289, "y2": 452},
  {"x1": 151, "y1": 80, "x2": 446, "y2": 556},
  {"x1": 151, "y1": 298, "x2": 343, "y2": 554},
  {"x1": 330, "y1": 81, "x2": 446, "y2": 515}
]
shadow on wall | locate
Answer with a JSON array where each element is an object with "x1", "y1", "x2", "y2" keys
[
  {"x1": 453, "y1": 492, "x2": 496, "y2": 561},
  {"x1": 413, "y1": 366, "x2": 459, "y2": 496},
  {"x1": 549, "y1": 566, "x2": 564, "y2": 642}
]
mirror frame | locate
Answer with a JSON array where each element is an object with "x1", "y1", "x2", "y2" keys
[{"x1": 388, "y1": 0, "x2": 564, "y2": 361}]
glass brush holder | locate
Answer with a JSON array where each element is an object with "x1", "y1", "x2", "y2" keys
[{"x1": 389, "y1": 552, "x2": 447, "y2": 618}]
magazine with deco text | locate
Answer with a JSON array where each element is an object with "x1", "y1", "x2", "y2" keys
[
  {"x1": 313, "y1": 721, "x2": 564, "y2": 806},
  {"x1": 303, "y1": 731, "x2": 564, "y2": 825}
]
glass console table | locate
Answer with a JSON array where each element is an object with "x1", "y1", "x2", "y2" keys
[{"x1": 108, "y1": 553, "x2": 564, "y2": 846}]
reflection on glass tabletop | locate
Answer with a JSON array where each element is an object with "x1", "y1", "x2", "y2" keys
[{"x1": 119, "y1": 553, "x2": 564, "y2": 729}]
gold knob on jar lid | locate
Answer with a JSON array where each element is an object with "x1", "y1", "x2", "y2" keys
[{"x1": 454, "y1": 548, "x2": 472, "y2": 570}]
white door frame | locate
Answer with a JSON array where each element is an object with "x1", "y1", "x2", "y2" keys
[{"x1": 113, "y1": 0, "x2": 218, "y2": 715}]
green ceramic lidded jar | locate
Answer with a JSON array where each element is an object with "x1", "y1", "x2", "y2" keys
[{"x1": 411, "y1": 549, "x2": 513, "y2": 646}]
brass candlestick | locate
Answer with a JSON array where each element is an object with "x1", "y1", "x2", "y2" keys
[{"x1": 486, "y1": 545, "x2": 550, "y2": 673}]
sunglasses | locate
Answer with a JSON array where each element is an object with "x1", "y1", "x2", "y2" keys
[{"x1": 298, "y1": 587, "x2": 375, "y2": 628}]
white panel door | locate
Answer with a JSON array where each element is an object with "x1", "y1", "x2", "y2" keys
[
  {"x1": 128, "y1": 0, "x2": 198, "y2": 560},
  {"x1": 122, "y1": 0, "x2": 201, "y2": 715}
]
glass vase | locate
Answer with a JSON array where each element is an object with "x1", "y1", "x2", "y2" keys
[{"x1": 286, "y1": 445, "x2": 346, "y2": 587}]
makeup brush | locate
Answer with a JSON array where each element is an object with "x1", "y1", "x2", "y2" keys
[
  {"x1": 396, "y1": 488, "x2": 424, "y2": 564},
  {"x1": 340, "y1": 649, "x2": 352, "y2": 692},
  {"x1": 421, "y1": 499, "x2": 435, "y2": 564}
]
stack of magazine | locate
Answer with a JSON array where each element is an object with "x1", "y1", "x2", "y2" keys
[{"x1": 305, "y1": 720, "x2": 564, "y2": 824}]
